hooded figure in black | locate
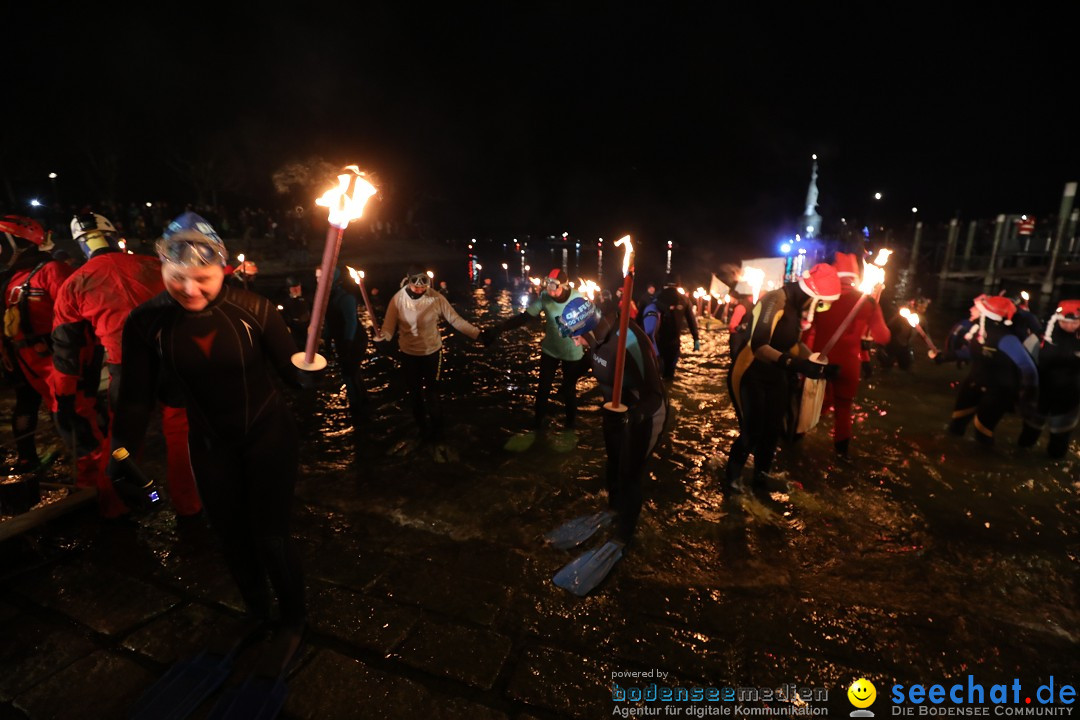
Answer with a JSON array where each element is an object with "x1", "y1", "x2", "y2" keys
[{"x1": 725, "y1": 264, "x2": 841, "y2": 491}]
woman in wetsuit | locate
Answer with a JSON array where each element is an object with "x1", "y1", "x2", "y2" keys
[
  {"x1": 110, "y1": 212, "x2": 306, "y2": 652},
  {"x1": 725, "y1": 264, "x2": 841, "y2": 492}
]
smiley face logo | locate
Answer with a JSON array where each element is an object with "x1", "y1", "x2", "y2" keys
[{"x1": 848, "y1": 678, "x2": 876, "y2": 708}]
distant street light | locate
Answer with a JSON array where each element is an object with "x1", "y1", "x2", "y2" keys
[
  {"x1": 874, "y1": 192, "x2": 883, "y2": 200},
  {"x1": 48, "y1": 172, "x2": 57, "y2": 179},
  {"x1": 501, "y1": 262, "x2": 509, "y2": 282},
  {"x1": 912, "y1": 207, "x2": 918, "y2": 214},
  {"x1": 29, "y1": 199, "x2": 41, "y2": 207}
]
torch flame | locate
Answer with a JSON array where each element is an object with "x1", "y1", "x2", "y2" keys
[
  {"x1": 873, "y1": 248, "x2": 893, "y2": 267},
  {"x1": 614, "y1": 235, "x2": 634, "y2": 277},
  {"x1": 740, "y1": 266, "x2": 765, "y2": 303},
  {"x1": 858, "y1": 259, "x2": 886, "y2": 295},
  {"x1": 898, "y1": 307, "x2": 921, "y2": 327},
  {"x1": 346, "y1": 265, "x2": 361, "y2": 284},
  {"x1": 578, "y1": 279, "x2": 600, "y2": 301},
  {"x1": 315, "y1": 165, "x2": 377, "y2": 230}
]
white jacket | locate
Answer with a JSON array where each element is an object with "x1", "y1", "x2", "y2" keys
[{"x1": 379, "y1": 287, "x2": 480, "y2": 356}]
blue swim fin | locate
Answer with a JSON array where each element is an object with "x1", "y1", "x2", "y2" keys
[
  {"x1": 130, "y1": 651, "x2": 234, "y2": 720},
  {"x1": 544, "y1": 510, "x2": 616, "y2": 550},
  {"x1": 552, "y1": 540, "x2": 625, "y2": 596},
  {"x1": 205, "y1": 675, "x2": 287, "y2": 720}
]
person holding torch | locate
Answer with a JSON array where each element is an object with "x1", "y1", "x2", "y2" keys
[
  {"x1": 725, "y1": 264, "x2": 841, "y2": 492},
  {"x1": 110, "y1": 211, "x2": 308, "y2": 673},
  {"x1": 806, "y1": 252, "x2": 891, "y2": 457},
  {"x1": 375, "y1": 264, "x2": 492, "y2": 459}
]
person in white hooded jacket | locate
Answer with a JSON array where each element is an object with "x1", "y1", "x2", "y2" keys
[{"x1": 377, "y1": 265, "x2": 491, "y2": 446}]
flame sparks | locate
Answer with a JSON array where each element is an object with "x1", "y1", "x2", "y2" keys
[
  {"x1": 315, "y1": 166, "x2": 377, "y2": 229},
  {"x1": 740, "y1": 266, "x2": 765, "y2": 303},
  {"x1": 614, "y1": 235, "x2": 634, "y2": 277}
]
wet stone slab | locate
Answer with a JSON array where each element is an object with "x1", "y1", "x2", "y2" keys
[
  {"x1": 12, "y1": 650, "x2": 156, "y2": 720},
  {"x1": 15, "y1": 562, "x2": 180, "y2": 636},
  {"x1": 308, "y1": 583, "x2": 421, "y2": 653},
  {"x1": 303, "y1": 541, "x2": 392, "y2": 592},
  {"x1": 506, "y1": 646, "x2": 610, "y2": 719},
  {"x1": 390, "y1": 615, "x2": 512, "y2": 690},
  {"x1": 121, "y1": 602, "x2": 257, "y2": 664},
  {"x1": 285, "y1": 648, "x2": 508, "y2": 719},
  {"x1": 0, "y1": 616, "x2": 97, "y2": 702},
  {"x1": 370, "y1": 560, "x2": 508, "y2": 627}
]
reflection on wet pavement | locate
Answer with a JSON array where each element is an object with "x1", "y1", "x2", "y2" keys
[{"x1": 1, "y1": 287, "x2": 1077, "y2": 718}]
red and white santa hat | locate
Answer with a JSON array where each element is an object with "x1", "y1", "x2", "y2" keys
[
  {"x1": 798, "y1": 263, "x2": 842, "y2": 302},
  {"x1": 1044, "y1": 299, "x2": 1080, "y2": 343},
  {"x1": 833, "y1": 252, "x2": 860, "y2": 283},
  {"x1": 973, "y1": 295, "x2": 1016, "y2": 323}
]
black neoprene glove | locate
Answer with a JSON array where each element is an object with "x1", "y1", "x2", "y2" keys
[{"x1": 478, "y1": 328, "x2": 496, "y2": 347}]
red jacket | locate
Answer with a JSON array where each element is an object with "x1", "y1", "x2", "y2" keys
[
  {"x1": 807, "y1": 286, "x2": 891, "y2": 360},
  {"x1": 4, "y1": 251, "x2": 72, "y2": 347},
  {"x1": 51, "y1": 251, "x2": 164, "y2": 396}
]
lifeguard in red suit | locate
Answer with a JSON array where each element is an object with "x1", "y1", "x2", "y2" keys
[
  {"x1": 52, "y1": 212, "x2": 200, "y2": 518},
  {"x1": 0, "y1": 215, "x2": 73, "y2": 473},
  {"x1": 808, "y1": 252, "x2": 891, "y2": 456}
]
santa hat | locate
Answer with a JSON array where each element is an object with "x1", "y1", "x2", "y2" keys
[
  {"x1": 1044, "y1": 299, "x2": 1080, "y2": 343},
  {"x1": 974, "y1": 295, "x2": 1016, "y2": 323},
  {"x1": 798, "y1": 263, "x2": 841, "y2": 302},
  {"x1": 833, "y1": 252, "x2": 860, "y2": 283}
]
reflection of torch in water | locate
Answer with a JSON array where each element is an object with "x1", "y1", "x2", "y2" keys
[
  {"x1": 820, "y1": 250, "x2": 891, "y2": 356},
  {"x1": 347, "y1": 266, "x2": 380, "y2": 337},
  {"x1": 900, "y1": 307, "x2": 938, "y2": 353},
  {"x1": 293, "y1": 166, "x2": 377, "y2": 371},
  {"x1": 607, "y1": 235, "x2": 635, "y2": 413}
]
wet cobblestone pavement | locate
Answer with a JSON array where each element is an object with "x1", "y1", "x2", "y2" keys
[{"x1": 1, "y1": 288, "x2": 1078, "y2": 718}]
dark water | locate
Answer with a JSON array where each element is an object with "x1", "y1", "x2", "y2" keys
[{"x1": 2, "y1": 286, "x2": 1077, "y2": 716}]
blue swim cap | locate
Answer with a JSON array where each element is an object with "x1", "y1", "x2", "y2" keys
[
  {"x1": 556, "y1": 296, "x2": 600, "y2": 338},
  {"x1": 157, "y1": 212, "x2": 227, "y2": 266}
]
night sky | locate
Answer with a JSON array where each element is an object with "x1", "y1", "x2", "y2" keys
[{"x1": 6, "y1": 6, "x2": 1077, "y2": 257}]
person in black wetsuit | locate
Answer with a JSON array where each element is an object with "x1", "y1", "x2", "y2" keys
[
  {"x1": 934, "y1": 294, "x2": 1038, "y2": 445},
  {"x1": 725, "y1": 264, "x2": 841, "y2": 492},
  {"x1": 110, "y1": 212, "x2": 306, "y2": 656},
  {"x1": 557, "y1": 296, "x2": 668, "y2": 545},
  {"x1": 1019, "y1": 300, "x2": 1080, "y2": 457},
  {"x1": 652, "y1": 282, "x2": 700, "y2": 379}
]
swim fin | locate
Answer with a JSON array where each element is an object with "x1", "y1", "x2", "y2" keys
[
  {"x1": 552, "y1": 540, "x2": 625, "y2": 596},
  {"x1": 548, "y1": 429, "x2": 578, "y2": 453},
  {"x1": 205, "y1": 625, "x2": 302, "y2": 720},
  {"x1": 544, "y1": 510, "x2": 616, "y2": 550},
  {"x1": 503, "y1": 431, "x2": 537, "y2": 452},
  {"x1": 130, "y1": 621, "x2": 266, "y2": 720},
  {"x1": 205, "y1": 675, "x2": 287, "y2": 720}
]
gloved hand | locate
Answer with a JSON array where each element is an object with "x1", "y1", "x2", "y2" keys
[
  {"x1": 479, "y1": 328, "x2": 497, "y2": 347},
  {"x1": 693, "y1": 338, "x2": 701, "y2": 352},
  {"x1": 861, "y1": 339, "x2": 873, "y2": 351},
  {"x1": 373, "y1": 338, "x2": 392, "y2": 355},
  {"x1": 822, "y1": 363, "x2": 841, "y2": 381},
  {"x1": 54, "y1": 395, "x2": 77, "y2": 435},
  {"x1": 108, "y1": 452, "x2": 161, "y2": 511}
]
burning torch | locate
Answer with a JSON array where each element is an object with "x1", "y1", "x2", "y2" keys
[
  {"x1": 347, "y1": 266, "x2": 381, "y2": 337},
  {"x1": 606, "y1": 235, "x2": 635, "y2": 413},
  {"x1": 900, "y1": 306, "x2": 939, "y2": 354},
  {"x1": 818, "y1": 250, "x2": 891, "y2": 357},
  {"x1": 293, "y1": 166, "x2": 377, "y2": 371}
]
